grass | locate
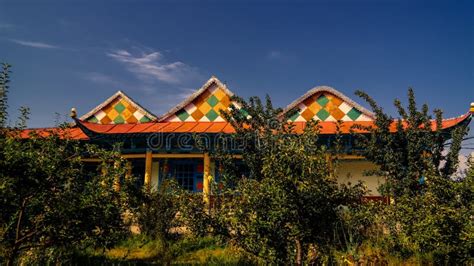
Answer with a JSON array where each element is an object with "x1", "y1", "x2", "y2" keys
[
  {"x1": 74, "y1": 235, "x2": 253, "y2": 265},
  {"x1": 174, "y1": 247, "x2": 250, "y2": 265},
  {"x1": 76, "y1": 235, "x2": 470, "y2": 265}
]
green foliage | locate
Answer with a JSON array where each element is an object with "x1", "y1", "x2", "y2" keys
[
  {"x1": 333, "y1": 202, "x2": 384, "y2": 260},
  {"x1": 0, "y1": 64, "x2": 130, "y2": 265},
  {"x1": 380, "y1": 170, "x2": 473, "y2": 263},
  {"x1": 221, "y1": 95, "x2": 294, "y2": 180},
  {"x1": 0, "y1": 133, "x2": 132, "y2": 264},
  {"x1": 0, "y1": 132, "x2": 132, "y2": 264},
  {"x1": 124, "y1": 179, "x2": 182, "y2": 242},
  {"x1": 178, "y1": 193, "x2": 218, "y2": 238},
  {"x1": 354, "y1": 88, "x2": 467, "y2": 197},
  {"x1": 0, "y1": 63, "x2": 11, "y2": 128},
  {"x1": 354, "y1": 88, "x2": 472, "y2": 263},
  {"x1": 217, "y1": 95, "x2": 366, "y2": 264}
]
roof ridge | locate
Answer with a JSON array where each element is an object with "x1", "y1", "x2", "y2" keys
[
  {"x1": 281, "y1": 85, "x2": 375, "y2": 119},
  {"x1": 157, "y1": 76, "x2": 234, "y2": 122},
  {"x1": 436, "y1": 112, "x2": 471, "y2": 121},
  {"x1": 79, "y1": 90, "x2": 158, "y2": 122}
]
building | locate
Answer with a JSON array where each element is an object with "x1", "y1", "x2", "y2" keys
[{"x1": 24, "y1": 76, "x2": 474, "y2": 202}]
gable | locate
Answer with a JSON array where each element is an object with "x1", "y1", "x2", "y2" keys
[
  {"x1": 161, "y1": 77, "x2": 235, "y2": 122},
  {"x1": 285, "y1": 87, "x2": 374, "y2": 122},
  {"x1": 81, "y1": 91, "x2": 156, "y2": 124}
]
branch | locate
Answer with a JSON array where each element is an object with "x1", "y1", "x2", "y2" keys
[{"x1": 15, "y1": 195, "x2": 32, "y2": 243}]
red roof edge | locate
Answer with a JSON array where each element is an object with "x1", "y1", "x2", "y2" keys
[
  {"x1": 18, "y1": 126, "x2": 89, "y2": 140},
  {"x1": 72, "y1": 112, "x2": 471, "y2": 136},
  {"x1": 15, "y1": 112, "x2": 471, "y2": 140}
]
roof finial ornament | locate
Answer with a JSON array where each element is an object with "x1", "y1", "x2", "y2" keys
[
  {"x1": 470, "y1": 102, "x2": 474, "y2": 114},
  {"x1": 70, "y1": 107, "x2": 77, "y2": 119}
]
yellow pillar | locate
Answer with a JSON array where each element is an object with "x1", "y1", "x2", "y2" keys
[
  {"x1": 144, "y1": 150, "x2": 152, "y2": 188},
  {"x1": 151, "y1": 161, "x2": 159, "y2": 190},
  {"x1": 203, "y1": 153, "x2": 211, "y2": 207}
]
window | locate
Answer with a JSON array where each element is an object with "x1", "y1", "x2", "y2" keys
[{"x1": 173, "y1": 163, "x2": 195, "y2": 191}]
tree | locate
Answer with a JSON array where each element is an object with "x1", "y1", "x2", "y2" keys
[
  {"x1": 216, "y1": 95, "x2": 365, "y2": 264},
  {"x1": 124, "y1": 179, "x2": 183, "y2": 242},
  {"x1": 0, "y1": 64, "x2": 130, "y2": 265},
  {"x1": 354, "y1": 88, "x2": 467, "y2": 197},
  {"x1": 379, "y1": 160, "x2": 473, "y2": 263},
  {"x1": 354, "y1": 88, "x2": 472, "y2": 263},
  {"x1": 0, "y1": 63, "x2": 10, "y2": 128}
]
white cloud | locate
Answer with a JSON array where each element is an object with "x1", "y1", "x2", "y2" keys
[
  {"x1": 9, "y1": 39, "x2": 60, "y2": 49},
  {"x1": 107, "y1": 48, "x2": 200, "y2": 84},
  {"x1": 267, "y1": 50, "x2": 283, "y2": 60},
  {"x1": 83, "y1": 72, "x2": 122, "y2": 86}
]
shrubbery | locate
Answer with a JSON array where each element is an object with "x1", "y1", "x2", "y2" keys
[
  {"x1": 124, "y1": 179, "x2": 182, "y2": 242},
  {"x1": 0, "y1": 64, "x2": 131, "y2": 265},
  {"x1": 350, "y1": 88, "x2": 472, "y2": 264}
]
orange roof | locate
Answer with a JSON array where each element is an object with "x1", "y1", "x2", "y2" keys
[
  {"x1": 19, "y1": 127, "x2": 89, "y2": 140},
  {"x1": 74, "y1": 112, "x2": 471, "y2": 135},
  {"x1": 18, "y1": 112, "x2": 471, "y2": 140}
]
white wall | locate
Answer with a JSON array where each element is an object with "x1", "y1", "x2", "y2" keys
[{"x1": 335, "y1": 160, "x2": 385, "y2": 196}]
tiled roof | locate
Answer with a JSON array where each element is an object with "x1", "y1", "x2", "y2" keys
[
  {"x1": 19, "y1": 127, "x2": 89, "y2": 140},
  {"x1": 18, "y1": 112, "x2": 470, "y2": 140},
  {"x1": 20, "y1": 77, "x2": 473, "y2": 140},
  {"x1": 69, "y1": 112, "x2": 471, "y2": 137},
  {"x1": 80, "y1": 91, "x2": 157, "y2": 124}
]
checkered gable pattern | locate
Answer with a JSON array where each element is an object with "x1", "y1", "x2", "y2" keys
[
  {"x1": 165, "y1": 85, "x2": 233, "y2": 122},
  {"x1": 288, "y1": 92, "x2": 372, "y2": 122},
  {"x1": 86, "y1": 96, "x2": 153, "y2": 124}
]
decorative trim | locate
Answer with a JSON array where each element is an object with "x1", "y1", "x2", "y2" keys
[
  {"x1": 158, "y1": 76, "x2": 235, "y2": 122},
  {"x1": 80, "y1": 90, "x2": 157, "y2": 122},
  {"x1": 281, "y1": 86, "x2": 375, "y2": 120}
]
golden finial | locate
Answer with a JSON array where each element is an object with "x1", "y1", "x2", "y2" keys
[
  {"x1": 70, "y1": 107, "x2": 77, "y2": 118},
  {"x1": 470, "y1": 102, "x2": 474, "y2": 114}
]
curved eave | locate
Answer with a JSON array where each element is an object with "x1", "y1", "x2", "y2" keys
[
  {"x1": 18, "y1": 126, "x2": 89, "y2": 140},
  {"x1": 73, "y1": 112, "x2": 471, "y2": 138},
  {"x1": 73, "y1": 119, "x2": 236, "y2": 139}
]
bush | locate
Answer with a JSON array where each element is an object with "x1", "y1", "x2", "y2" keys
[
  {"x1": 0, "y1": 63, "x2": 130, "y2": 265},
  {"x1": 380, "y1": 171, "x2": 473, "y2": 263},
  {"x1": 178, "y1": 193, "x2": 215, "y2": 238},
  {"x1": 124, "y1": 179, "x2": 183, "y2": 242},
  {"x1": 216, "y1": 95, "x2": 366, "y2": 264}
]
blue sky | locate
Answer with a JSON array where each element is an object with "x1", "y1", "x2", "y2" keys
[{"x1": 1, "y1": 0, "x2": 473, "y2": 131}]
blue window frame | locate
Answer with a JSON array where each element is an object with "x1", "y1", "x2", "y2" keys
[{"x1": 166, "y1": 159, "x2": 203, "y2": 192}]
